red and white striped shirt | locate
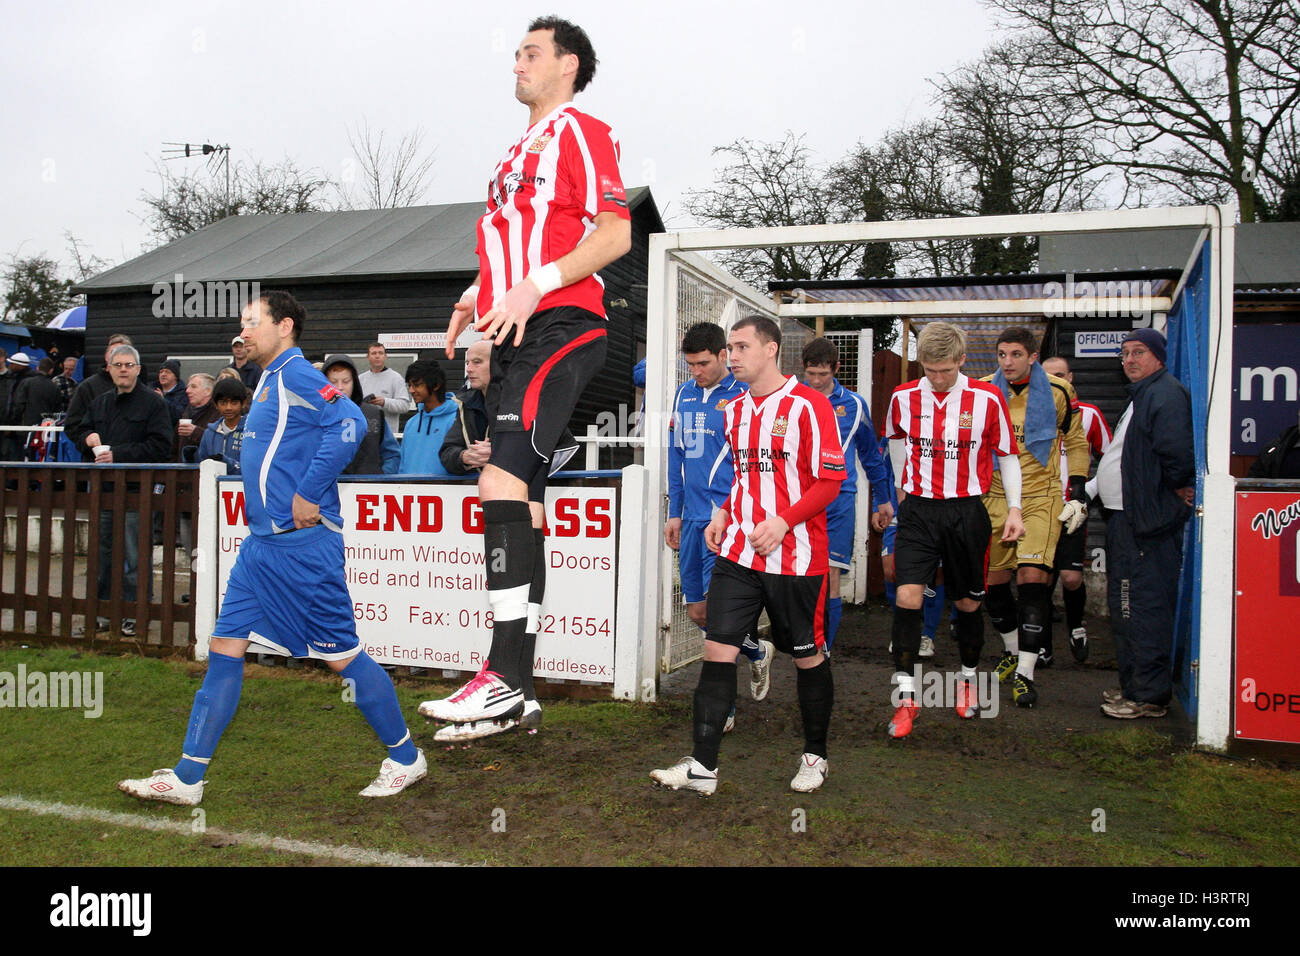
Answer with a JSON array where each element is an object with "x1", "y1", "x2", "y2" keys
[
  {"x1": 1058, "y1": 399, "x2": 1112, "y2": 497},
  {"x1": 719, "y1": 376, "x2": 845, "y2": 575},
  {"x1": 887, "y1": 373, "x2": 1018, "y2": 499},
  {"x1": 475, "y1": 102, "x2": 630, "y2": 319}
]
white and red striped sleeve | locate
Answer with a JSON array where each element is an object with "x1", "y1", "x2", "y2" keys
[
  {"x1": 559, "y1": 109, "x2": 629, "y2": 219},
  {"x1": 1079, "y1": 402, "x2": 1112, "y2": 456}
]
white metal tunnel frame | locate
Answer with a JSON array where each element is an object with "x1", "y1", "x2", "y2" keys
[{"x1": 642, "y1": 206, "x2": 1236, "y2": 751}]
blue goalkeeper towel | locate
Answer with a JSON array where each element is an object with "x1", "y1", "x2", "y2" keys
[{"x1": 992, "y1": 362, "x2": 1056, "y2": 468}]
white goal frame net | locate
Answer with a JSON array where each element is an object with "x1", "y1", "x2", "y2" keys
[{"x1": 640, "y1": 206, "x2": 1237, "y2": 752}]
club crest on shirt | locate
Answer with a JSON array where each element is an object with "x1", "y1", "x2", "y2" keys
[
  {"x1": 257, "y1": 387, "x2": 269, "y2": 403},
  {"x1": 959, "y1": 411, "x2": 973, "y2": 428},
  {"x1": 527, "y1": 133, "x2": 553, "y2": 153},
  {"x1": 772, "y1": 415, "x2": 789, "y2": 437},
  {"x1": 715, "y1": 398, "x2": 729, "y2": 410},
  {"x1": 836, "y1": 405, "x2": 847, "y2": 417}
]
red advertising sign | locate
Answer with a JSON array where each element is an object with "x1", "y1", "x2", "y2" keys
[{"x1": 1234, "y1": 491, "x2": 1300, "y2": 743}]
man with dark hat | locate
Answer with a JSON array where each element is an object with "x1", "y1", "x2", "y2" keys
[
  {"x1": 153, "y1": 359, "x2": 188, "y2": 422},
  {"x1": 1086, "y1": 328, "x2": 1194, "y2": 720}
]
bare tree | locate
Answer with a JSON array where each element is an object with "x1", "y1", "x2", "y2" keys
[
  {"x1": 140, "y1": 158, "x2": 336, "y2": 245},
  {"x1": 684, "y1": 133, "x2": 863, "y2": 286},
  {"x1": 338, "y1": 121, "x2": 437, "y2": 209},
  {"x1": 64, "y1": 232, "x2": 111, "y2": 285},
  {"x1": 933, "y1": 40, "x2": 1109, "y2": 271},
  {"x1": 987, "y1": 0, "x2": 1300, "y2": 222},
  {"x1": 830, "y1": 42, "x2": 1108, "y2": 276}
]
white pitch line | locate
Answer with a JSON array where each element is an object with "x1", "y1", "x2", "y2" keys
[{"x1": 0, "y1": 794, "x2": 460, "y2": 867}]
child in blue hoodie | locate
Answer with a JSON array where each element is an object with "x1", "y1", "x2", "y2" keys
[{"x1": 398, "y1": 359, "x2": 457, "y2": 476}]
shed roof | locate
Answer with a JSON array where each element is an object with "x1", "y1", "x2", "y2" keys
[{"x1": 75, "y1": 187, "x2": 659, "y2": 294}]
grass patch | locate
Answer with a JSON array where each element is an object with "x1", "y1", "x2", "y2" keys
[{"x1": 2, "y1": 644, "x2": 1297, "y2": 866}]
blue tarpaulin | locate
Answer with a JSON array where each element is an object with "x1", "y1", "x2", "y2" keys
[{"x1": 1166, "y1": 240, "x2": 1211, "y2": 722}]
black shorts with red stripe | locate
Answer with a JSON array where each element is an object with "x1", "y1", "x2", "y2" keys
[
  {"x1": 486, "y1": 305, "x2": 608, "y2": 485},
  {"x1": 705, "y1": 556, "x2": 828, "y2": 659}
]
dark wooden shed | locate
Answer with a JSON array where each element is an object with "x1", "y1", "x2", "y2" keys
[{"x1": 73, "y1": 189, "x2": 663, "y2": 458}]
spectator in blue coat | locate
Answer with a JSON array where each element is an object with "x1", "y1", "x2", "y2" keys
[
  {"x1": 196, "y1": 377, "x2": 249, "y2": 474},
  {"x1": 398, "y1": 360, "x2": 456, "y2": 476}
]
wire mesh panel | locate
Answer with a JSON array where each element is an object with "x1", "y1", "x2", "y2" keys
[
  {"x1": 660, "y1": 263, "x2": 786, "y2": 672},
  {"x1": 823, "y1": 331, "x2": 861, "y2": 389},
  {"x1": 778, "y1": 319, "x2": 815, "y2": 377},
  {"x1": 818, "y1": 330, "x2": 876, "y2": 604}
]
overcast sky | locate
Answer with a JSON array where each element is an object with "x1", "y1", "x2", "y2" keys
[{"x1": 4, "y1": 0, "x2": 997, "y2": 276}]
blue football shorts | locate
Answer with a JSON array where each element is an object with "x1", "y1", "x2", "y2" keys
[
  {"x1": 213, "y1": 524, "x2": 360, "y2": 661},
  {"x1": 826, "y1": 493, "x2": 857, "y2": 571},
  {"x1": 678, "y1": 518, "x2": 717, "y2": 605}
]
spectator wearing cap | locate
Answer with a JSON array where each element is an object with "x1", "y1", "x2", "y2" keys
[
  {"x1": 225, "y1": 335, "x2": 262, "y2": 390},
  {"x1": 52, "y1": 355, "x2": 80, "y2": 412},
  {"x1": 65, "y1": 334, "x2": 134, "y2": 456},
  {"x1": 197, "y1": 378, "x2": 250, "y2": 474},
  {"x1": 153, "y1": 359, "x2": 188, "y2": 423},
  {"x1": 176, "y1": 373, "x2": 220, "y2": 462},
  {"x1": 10, "y1": 356, "x2": 63, "y2": 449},
  {"x1": 2, "y1": 352, "x2": 35, "y2": 460},
  {"x1": 1085, "y1": 328, "x2": 1194, "y2": 720},
  {"x1": 322, "y1": 353, "x2": 399, "y2": 475},
  {"x1": 358, "y1": 343, "x2": 413, "y2": 437}
]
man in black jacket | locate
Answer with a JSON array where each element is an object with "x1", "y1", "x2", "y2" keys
[
  {"x1": 440, "y1": 340, "x2": 492, "y2": 475},
  {"x1": 1248, "y1": 410, "x2": 1300, "y2": 479},
  {"x1": 65, "y1": 333, "x2": 134, "y2": 459},
  {"x1": 3, "y1": 353, "x2": 35, "y2": 459},
  {"x1": 9, "y1": 357, "x2": 64, "y2": 458},
  {"x1": 84, "y1": 344, "x2": 173, "y2": 636},
  {"x1": 1085, "y1": 329, "x2": 1195, "y2": 719}
]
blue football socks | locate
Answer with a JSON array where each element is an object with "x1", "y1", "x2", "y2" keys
[
  {"x1": 174, "y1": 650, "x2": 245, "y2": 785},
  {"x1": 342, "y1": 651, "x2": 419, "y2": 765}
]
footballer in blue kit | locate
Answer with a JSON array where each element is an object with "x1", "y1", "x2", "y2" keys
[
  {"x1": 665, "y1": 323, "x2": 773, "y2": 704},
  {"x1": 118, "y1": 291, "x2": 427, "y2": 807},
  {"x1": 800, "y1": 339, "x2": 894, "y2": 651}
]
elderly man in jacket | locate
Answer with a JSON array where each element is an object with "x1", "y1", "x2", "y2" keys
[{"x1": 1085, "y1": 329, "x2": 1195, "y2": 719}]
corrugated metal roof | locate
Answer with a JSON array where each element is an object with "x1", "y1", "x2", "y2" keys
[
  {"x1": 770, "y1": 274, "x2": 1176, "y2": 304},
  {"x1": 1040, "y1": 221, "x2": 1300, "y2": 286},
  {"x1": 76, "y1": 187, "x2": 657, "y2": 294}
]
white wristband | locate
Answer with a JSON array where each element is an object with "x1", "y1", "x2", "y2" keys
[
  {"x1": 461, "y1": 284, "x2": 480, "y2": 303},
  {"x1": 528, "y1": 262, "x2": 564, "y2": 296}
]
